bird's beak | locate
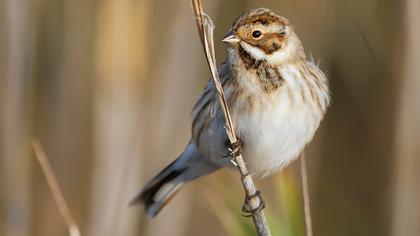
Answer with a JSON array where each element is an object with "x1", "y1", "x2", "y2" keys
[{"x1": 222, "y1": 31, "x2": 240, "y2": 44}]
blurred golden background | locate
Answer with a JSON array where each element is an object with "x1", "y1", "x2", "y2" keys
[{"x1": 1, "y1": 0, "x2": 419, "y2": 235}]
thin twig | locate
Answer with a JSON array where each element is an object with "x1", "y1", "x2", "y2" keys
[
  {"x1": 189, "y1": 1, "x2": 271, "y2": 235},
  {"x1": 300, "y1": 152, "x2": 313, "y2": 236},
  {"x1": 32, "y1": 139, "x2": 81, "y2": 236}
]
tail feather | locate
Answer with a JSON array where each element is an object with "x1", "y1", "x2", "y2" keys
[
  {"x1": 130, "y1": 143, "x2": 220, "y2": 218},
  {"x1": 129, "y1": 160, "x2": 186, "y2": 218}
]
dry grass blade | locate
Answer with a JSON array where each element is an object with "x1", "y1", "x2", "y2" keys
[
  {"x1": 190, "y1": 0, "x2": 204, "y2": 49},
  {"x1": 190, "y1": 0, "x2": 236, "y2": 144},
  {"x1": 32, "y1": 139, "x2": 81, "y2": 236},
  {"x1": 300, "y1": 152, "x2": 313, "y2": 236},
  {"x1": 189, "y1": 1, "x2": 271, "y2": 235},
  {"x1": 201, "y1": 16, "x2": 236, "y2": 142}
]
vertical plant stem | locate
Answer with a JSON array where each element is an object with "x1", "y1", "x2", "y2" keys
[
  {"x1": 87, "y1": 1, "x2": 146, "y2": 235},
  {"x1": 2, "y1": 0, "x2": 34, "y2": 235},
  {"x1": 391, "y1": 0, "x2": 420, "y2": 235},
  {"x1": 189, "y1": 1, "x2": 271, "y2": 235},
  {"x1": 300, "y1": 152, "x2": 313, "y2": 236}
]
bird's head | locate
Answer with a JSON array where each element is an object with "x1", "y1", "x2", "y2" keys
[{"x1": 223, "y1": 8, "x2": 304, "y2": 66}]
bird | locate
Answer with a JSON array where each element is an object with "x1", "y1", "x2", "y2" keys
[{"x1": 130, "y1": 7, "x2": 330, "y2": 218}]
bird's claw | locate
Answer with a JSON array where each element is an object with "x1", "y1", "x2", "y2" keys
[
  {"x1": 242, "y1": 191, "x2": 265, "y2": 217},
  {"x1": 223, "y1": 139, "x2": 242, "y2": 159}
]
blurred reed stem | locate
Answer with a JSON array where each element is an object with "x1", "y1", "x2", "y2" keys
[
  {"x1": 391, "y1": 0, "x2": 420, "y2": 235},
  {"x1": 1, "y1": 0, "x2": 35, "y2": 235},
  {"x1": 32, "y1": 140, "x2": 81, "y2": 236},
  {"x1": 86, "y1": 0, "x2": 147, "y2": 235}
]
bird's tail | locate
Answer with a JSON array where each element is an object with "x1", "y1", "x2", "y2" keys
[
  {"x1": 129, "y1": 144, "x2": 218, "y2": 218},
  {"x1": 129, "y1": 158, "x2": 186, "y2": 218}
]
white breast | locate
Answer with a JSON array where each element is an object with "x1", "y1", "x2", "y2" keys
[{"x1": 234, "y1": 65, "x2": 326, "y2": 177}]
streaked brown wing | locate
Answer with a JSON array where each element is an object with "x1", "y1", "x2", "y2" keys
[{"x1": 190, "y1": 63, "x2": 230, "y2": 147}]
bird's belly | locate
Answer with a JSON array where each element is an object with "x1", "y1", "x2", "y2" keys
[{"x1": 235, "y1": 91, "x2": 321, "y2": 177}]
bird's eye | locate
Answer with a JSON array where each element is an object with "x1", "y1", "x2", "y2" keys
[{"x1": 251, "y1": 30, "x2": 262, "y2": 39}]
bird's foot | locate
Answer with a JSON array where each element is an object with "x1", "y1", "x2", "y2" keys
[
  {"x1": 223, "y1": 138, "x2": 242, "y2": 159},
  {"x1": 242, "y1": 191, "x2": 265, "y2": 217}
]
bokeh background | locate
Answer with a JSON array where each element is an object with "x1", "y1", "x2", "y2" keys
[{"x1": 1, "y1": 0, "x2": 419, "y2": 235}]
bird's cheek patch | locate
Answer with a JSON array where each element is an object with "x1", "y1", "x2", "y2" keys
[{"x1": 260, "y1": 34, "x2": 284, "y2": 54}]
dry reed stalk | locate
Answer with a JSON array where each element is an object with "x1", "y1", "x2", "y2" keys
[
  {"x1": 189, "y1": 1, "x2": 271, "y2": 235},
  {"x1": 391, "y1": 0, "x2": 420, "y2": 235},
  {"x1": 300, "y1": 152, "x2": 313, "y2": 236},
  {"x1": 3, "y1": 1, "x2": 33, "y2": 235},
  {"x1": 32, "y1": 139, "x2": 81, "y2": 236},
  {"x1": 88, "y1": 0, "x2": 146, "y2": 234}
]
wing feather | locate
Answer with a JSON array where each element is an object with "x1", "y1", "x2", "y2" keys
[{"x1": 191, "y1": 63, "x2": 230, "y2": 147}]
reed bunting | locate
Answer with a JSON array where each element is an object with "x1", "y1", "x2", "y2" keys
[{"x1": 131, "y1": 7, "x2": 330, "y2": 218}]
